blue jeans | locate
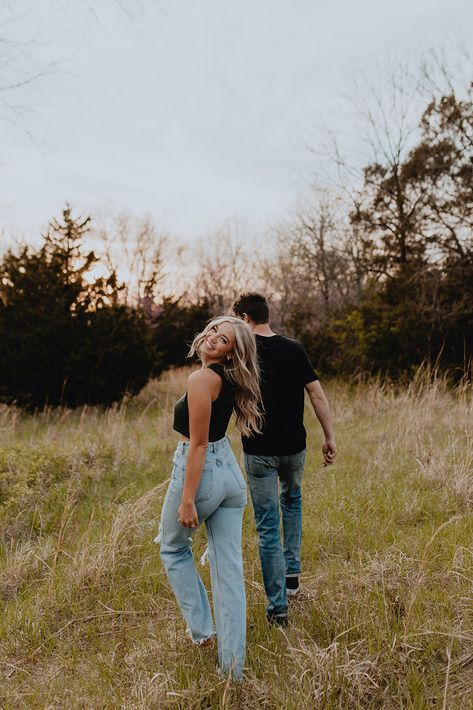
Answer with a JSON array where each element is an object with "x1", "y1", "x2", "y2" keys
[
  {"x1": 244, "y1": 450, "x2": 306, "y2": 615},
  {"x1": 159, "y1": 437, "x2": 247, "y2": 680}
]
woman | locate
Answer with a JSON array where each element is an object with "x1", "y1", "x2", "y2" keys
[{"x1": 158, "y1": 316, "x2": 263, "y2": 681}]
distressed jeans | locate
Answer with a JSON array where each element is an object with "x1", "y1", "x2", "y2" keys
[
  {"x1": 244, "y1": 450, "x2": 306, "y2": 615},
  {"x1": 159, "y1": 437, "x2": 247, "y2": 680}
]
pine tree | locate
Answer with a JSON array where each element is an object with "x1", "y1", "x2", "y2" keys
[{"x1": 0, "y1": 207, "x2": 157, "y2": 407}]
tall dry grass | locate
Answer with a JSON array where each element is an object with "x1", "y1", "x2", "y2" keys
[{"x1": 0, "y1": 370, "x2": 471, "y2": 708}]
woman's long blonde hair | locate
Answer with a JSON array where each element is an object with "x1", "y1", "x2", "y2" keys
[{"x1": 189, "y1": 316, "x2": 264, "y2": 437}]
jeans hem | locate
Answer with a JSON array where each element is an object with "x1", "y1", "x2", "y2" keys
[{"x1": 186, "y1": 627, "x2": 216, "y2": 645}]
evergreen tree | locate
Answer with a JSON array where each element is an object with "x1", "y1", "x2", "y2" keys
[
  {"x1": 0, "y1": 207, "x2": 157, "y2": 407},
  {"x1": 151, "y1": 297, "x2": 213, "y2": 370}
]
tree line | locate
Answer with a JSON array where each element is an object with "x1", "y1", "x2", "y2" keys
[
  {"x1": 272, "y1": 70, "x2": 473, "y2": 378},
  {"x1": 0, "y1": 208, "x2": 213, "y2": 407},
  {"x1": 1, "y1": 62, "x2": 472, "y2": 408}
]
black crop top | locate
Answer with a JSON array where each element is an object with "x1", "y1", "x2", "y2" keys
[{"x1": 173, "y1": 364, "x2": 235, "y2": 442}]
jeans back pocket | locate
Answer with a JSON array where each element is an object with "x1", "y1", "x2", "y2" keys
[
  {"x1": 226, "y1": 461, "x2": 246, "y2": 490},
  {"x1": 195, "y1": 466, "x2": 213, "y2": 502}
]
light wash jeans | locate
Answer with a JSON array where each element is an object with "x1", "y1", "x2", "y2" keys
[
  {"x1": 244, "y1": 450, "x2": 306, "y2": 616},
  {"x1": 159, "y1": 437, "x2": 247, "y2": 680}
]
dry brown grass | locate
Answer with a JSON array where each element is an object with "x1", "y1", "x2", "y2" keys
[{"x1": 0, "y1": 370, "x2": 471, "y2": 708}]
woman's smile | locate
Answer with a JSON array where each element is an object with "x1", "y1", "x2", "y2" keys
[
  {"x1": 201, "y1": 323, "x2": 236, "y2": 360},
  {"x1": 204, "y1": 336, "x2": 216, "y2": 351}
]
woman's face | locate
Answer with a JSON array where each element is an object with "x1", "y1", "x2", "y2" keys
[{"x1": 201, "y1": 322, "x2": 236, "y2": 362}]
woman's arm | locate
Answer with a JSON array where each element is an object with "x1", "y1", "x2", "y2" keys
[{"x1": 178, "y1": 369, "x2": 219, "y2": 528}]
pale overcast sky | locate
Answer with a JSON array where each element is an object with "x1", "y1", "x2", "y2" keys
[{"x1": 1, "y1": 0, "x2": 472, "y2": 243}]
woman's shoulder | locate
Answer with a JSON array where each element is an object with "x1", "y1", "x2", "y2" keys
[
  {"x1": 188, "y1": 365, "x2": 232, "y2": 404},
  {"x1": 187, "y1": 367, "x2": 222, "y2": 392},
  {"x1": 207, "y1": 362, "x2": 226, "y2": 377}
]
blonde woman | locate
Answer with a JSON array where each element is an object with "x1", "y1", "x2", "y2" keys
[{"x1": 158, "y1": 316, "x2": 262, "y2": 681}]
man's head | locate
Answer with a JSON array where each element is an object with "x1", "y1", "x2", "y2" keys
[{"x1": 233, "y1": 292, "x2": 269, "y2": 325}]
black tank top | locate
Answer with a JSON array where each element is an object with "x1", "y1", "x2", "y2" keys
[{"x1": 173, "y1": 364, "x2": 235, "y2": 442}]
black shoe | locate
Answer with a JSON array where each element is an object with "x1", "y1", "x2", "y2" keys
[
  {"x1": 286, "y1": 575, "x2": 300, "y2": 597},
  {"x1": 266, "y1": 612, "x2": 288, "y2": 626}
]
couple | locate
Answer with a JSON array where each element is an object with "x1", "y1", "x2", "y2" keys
[{"x1": 158, "y1": 293, "x2": 337, "y2": 680}]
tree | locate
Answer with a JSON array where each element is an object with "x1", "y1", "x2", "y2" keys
[
  {"x1": 316, "y1": 59, "x2": 429, "y2": 277},
  {"x1": 0, "y1": 207, "x2": 157, "y2": 407},
  {"x1": 281, "y1": 56, "x2": 473, "y2": 378},
  {"x1": 349, "y1": 158, "x2": 431, "y2": 276},
  {"x1": 151, "y1": 297, "x2": 213, "y2": 370},
  {"x1": 319, "y1": 53, "x2": 473, "y2": 278},
  {"x1": 93, "y1": 211, "x2": 169, "y2": 305},
  {"x1": 270, "y1": 194, "x2": 363, "y2": 329},
  {"x1": 189, "y1": 224, "x2": 262, "y2": 313},
  {"x1": 348, "y1": 80, "x2": 473, "y2": 275},
  {"x1": 406, "y1": 86, "x2": 473, "y2": 260}
]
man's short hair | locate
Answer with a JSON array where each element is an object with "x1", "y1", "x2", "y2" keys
[{"x1": 233, "y1": 292, "x2": 269, "y2": 324}]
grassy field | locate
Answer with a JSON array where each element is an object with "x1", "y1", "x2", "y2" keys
[{"x1": 0, "y1": 369, "x2": 472, "y2": 709}]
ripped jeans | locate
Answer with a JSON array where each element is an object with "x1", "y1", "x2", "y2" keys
[{"x1": 158, "y1": 437, "x2": 247, "y2": 680}]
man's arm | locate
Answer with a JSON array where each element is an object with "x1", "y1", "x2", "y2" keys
[{"x1": 304, "y1": 380, "x2": 337, "y2": 466}]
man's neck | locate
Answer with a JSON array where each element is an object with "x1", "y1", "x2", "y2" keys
[{"x1": 251, "y1": 323, "x2": 276, "y2": 337}]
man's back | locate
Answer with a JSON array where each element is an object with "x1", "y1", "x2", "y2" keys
[
  {"x1": 233, "y1": 292, "x2": 336, "y2": 622},
  {"x1": 242, "y1": 334, "x2": 318, "y2": 456}
]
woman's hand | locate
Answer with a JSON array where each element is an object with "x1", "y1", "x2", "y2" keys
[{"x1": 178, "y1": 499, "x2": 199, "y2": 528}]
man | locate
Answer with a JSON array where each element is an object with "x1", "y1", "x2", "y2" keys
[{"x1": 233, "y1": 292, "x2": 337, "y2": 624}]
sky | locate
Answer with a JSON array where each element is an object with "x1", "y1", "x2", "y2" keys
[{"x1": 0, "y1": 0, "x2": 472, "y2": 245}]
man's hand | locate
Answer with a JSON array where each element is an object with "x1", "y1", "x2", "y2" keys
[
  {"x1": 322, "y1": 439, "x2": 337, "y2": 466},
  {"x1": 178, "y1": 499, "x2": 199, "y2": 528},
  {"x1": 305, "y1": 381, "x2": 337, "y2": 466}
]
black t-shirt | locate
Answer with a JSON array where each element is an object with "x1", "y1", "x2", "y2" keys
[{"x1": 242, "y1": 334, "x2": 318, "y2": 456}]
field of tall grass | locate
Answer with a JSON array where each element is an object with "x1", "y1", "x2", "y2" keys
[{"x1": 0, "y1": 369, "x2": 471, "y2": 708}]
